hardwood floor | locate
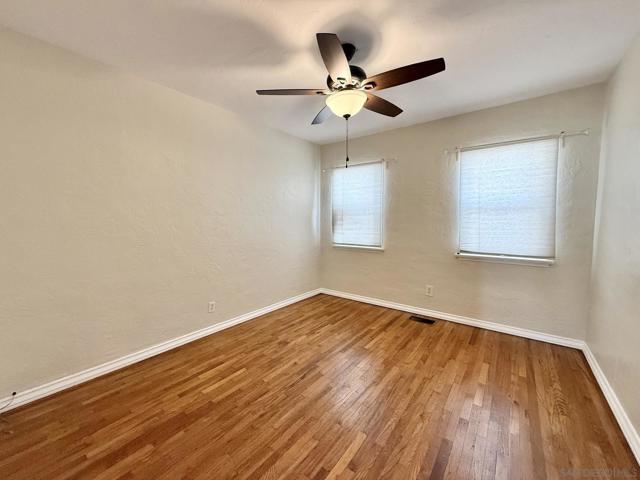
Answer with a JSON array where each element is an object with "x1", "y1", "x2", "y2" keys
[{"x1": 0, "y1": 294, "x2": 637, "y2": 479}]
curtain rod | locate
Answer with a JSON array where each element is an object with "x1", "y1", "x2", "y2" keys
[
  {"x1": 322, "y1": 159, "x2": 386, "y2": 172},
  {"x1": 456, "y1": 129, "x2": 589, "y2": 152}
]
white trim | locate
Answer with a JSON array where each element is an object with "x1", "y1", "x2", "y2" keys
[
  {"x1": 2, "y1": 287, "x2": 638, "y2": 464},
  {"x1": 455, "y1": 252, "x2": 555, "y2": 267},
  {"x1": 319, "y1": 288, "x2": 583, "y2": 348},
  {"x1": 332, "y1": 244, "x2": 384, "y2": 252},
  {"x1": 582, "y1": 345, "x2": 640, "y2": 463},
  {"x1": 0, "y1": 289, "x2": 322, "y2": 412},
  {"x1": 319, "y1": 288, "x2": 640, "y2": 463}
]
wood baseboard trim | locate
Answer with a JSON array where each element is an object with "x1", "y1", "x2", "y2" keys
[
  {"x1": 0, "y1": 289, "x2": 322, "y2": 413},
  {"x1": 319, "y1": 287, "x2": 640, "y2": 463}
]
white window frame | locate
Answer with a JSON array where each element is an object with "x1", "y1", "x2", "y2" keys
[
  {"x1": 455, "y1": 135, "x2": 561, "y2": 267},
  {"x1": 330, "y1": 160, "x2": 386, "y2": 251}
]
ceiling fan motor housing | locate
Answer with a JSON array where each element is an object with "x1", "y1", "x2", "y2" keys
[
  {"x1": 326, "y1": 65, "x2": 367, "y2": 89},
  {"x1": 324, "y1": 42, "x2": 367, "y2": 90}
]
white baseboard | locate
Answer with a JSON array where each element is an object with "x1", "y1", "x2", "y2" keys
[
  {"x1": 319, "y1": 287, "x2": 640, "y2": 464},
  {"x1": 0, "y1": 289, "x2": 322, "y2": 412},
  {"x1": 319, "y1": 288, "x2": 585, "y2": 349},
  {"x1": 3, "y1": 287, "x2": 638, "y2": 464},
  {"x1": 582, "y1": 345, "x2": 640, "y2": 463}
]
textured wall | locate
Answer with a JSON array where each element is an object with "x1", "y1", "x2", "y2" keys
[
  {"x1": 320, "y1": 85, "x2": 604, "y2": 339},
  {"x1": 588, "y1": 35, "x2": 640, "y2": 433},
  {"x1": 0, "y1": 27, "x2": 320, "y2": 395}
]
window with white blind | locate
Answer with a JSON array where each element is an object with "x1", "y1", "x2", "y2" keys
[
  {"x1": 458, "y1": 138, "x2": 559, "y2": 262},
  {"x1": 331, "y1": 161, "x2": 385, "y2": 248}
]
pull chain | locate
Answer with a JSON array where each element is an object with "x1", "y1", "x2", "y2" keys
[{"x1": 345, "y1": 115, "x2": 350, "y2": 168}]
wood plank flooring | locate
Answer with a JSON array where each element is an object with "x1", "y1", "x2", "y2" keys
[{"x1": 0, "y1": 294, "x2": 637, "y2": 479}]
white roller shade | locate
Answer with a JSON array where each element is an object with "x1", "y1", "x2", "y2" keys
[
  {"x1": 331, "y1": 162, "x2": 384, "y2": 247},
  {"x1": 458, "y1": 138, "x2": 558, "y2": 259}
]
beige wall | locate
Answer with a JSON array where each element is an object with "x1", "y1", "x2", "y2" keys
[
  {"x1": 2, "y1": 22, "x2": 634, "y2": 430},
  {"x1": 588, "y1": 35, "x2": 640, "y2": 432},
  {"x1": 0, "y1": 27, "x2": 320, "y2": 395},
  {"x1": 320, "y1": 85, "x2": 605, "y2": 339}
]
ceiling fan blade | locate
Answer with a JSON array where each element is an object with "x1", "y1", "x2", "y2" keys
[
  {"x1": 364, "y1": 93, "x2": 403, "y2": 117},
  {"x1": 256, "y1": 89, "x2": 327, "y2": 95},
  {"x1": 364, "y1": 58, "x2": 445, "y2": 91},
  {"x1": 316, "y1": 33, "x2": 352, "y2": 84},
  {"x1": 311, "y1": 106, "x2": 332, "y2": 125}
]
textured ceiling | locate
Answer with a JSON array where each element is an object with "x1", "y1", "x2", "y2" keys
[{"x1": 1, "y1": 0, "x2": 639, "y2": 144}]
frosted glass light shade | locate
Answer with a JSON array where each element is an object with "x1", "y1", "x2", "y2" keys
[{"x1": 326, "y1": 90, "x2": 367, "y2": 118}]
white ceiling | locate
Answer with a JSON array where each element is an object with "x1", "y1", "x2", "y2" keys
[{"x1": 1, "y1": 0, "x2": 639, "y2": 144}]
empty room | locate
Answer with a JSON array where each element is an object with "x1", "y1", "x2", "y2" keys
[{"x1": 1, "y1": 1, "x2": 639, "y2": 478}]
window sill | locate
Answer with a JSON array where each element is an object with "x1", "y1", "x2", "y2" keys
[
  {"x1": 333, "y1": 244, "x2": 385, "y2": 252},
  {"x1": 455, "y1": 252, "x2": 554, "y2": 267}
]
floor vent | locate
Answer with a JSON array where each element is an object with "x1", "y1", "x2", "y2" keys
[{"x1": 408, "y1": 315, "x2": 437, "y2": 325}]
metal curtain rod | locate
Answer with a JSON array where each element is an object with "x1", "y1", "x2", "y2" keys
[
  {"x1": 323, "y1": 159, "x2": 386, "y2": 172},
  {"x1": 456, "y1": 129, "x2": 590, "y2": 152}
]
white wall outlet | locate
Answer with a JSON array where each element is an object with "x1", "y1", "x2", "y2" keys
[
  {"x1": 425, "y1": 285, "x2": 434, "y2": 297},
  {"x1": 208, "y1": 301, "x2": 216, "y2": 313}
]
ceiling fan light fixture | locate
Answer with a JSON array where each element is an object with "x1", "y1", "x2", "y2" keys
[
  {"x1": 256, "y1": 33, "x2": 446, "y2": 124},
  {"x1": 325, "y1": 90, "x2": 367, "y2": 118}
]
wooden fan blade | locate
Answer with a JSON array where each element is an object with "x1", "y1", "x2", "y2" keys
[
  {"x1": 316, "y1": 33, "x2": 351, "y2": 84},
  {"x1": 364, "y1": 58, "x2": 445, "y2": 91},
  {"x1": 364, "y1": 93, "x2": 403, "y2": 117},
  {"x1": 256, "y1": 89, "x2": 327, "y2": 95},
  {"x1": 312, "y1": 106, "x2": 332, "y2": 125}
]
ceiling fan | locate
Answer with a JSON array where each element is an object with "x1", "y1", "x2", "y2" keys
[{"x1": 256, "y1": 33, "x2": 445, "y2": 125}]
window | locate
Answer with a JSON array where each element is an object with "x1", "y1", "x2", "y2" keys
[
  {"x1": 458, "y1": 138, "x2": 558, "y2": 262},
  {"x1": 331, "y1": 161, "x2": 385, "y2": 248}
]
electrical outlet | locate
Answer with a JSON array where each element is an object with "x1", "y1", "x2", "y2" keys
[
  {"x1": 425, "y1": 285, "x2": 434, "y2": 297},
  {"x1": 208, "y1": 301, "x2": 216, "y2": 313}
]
